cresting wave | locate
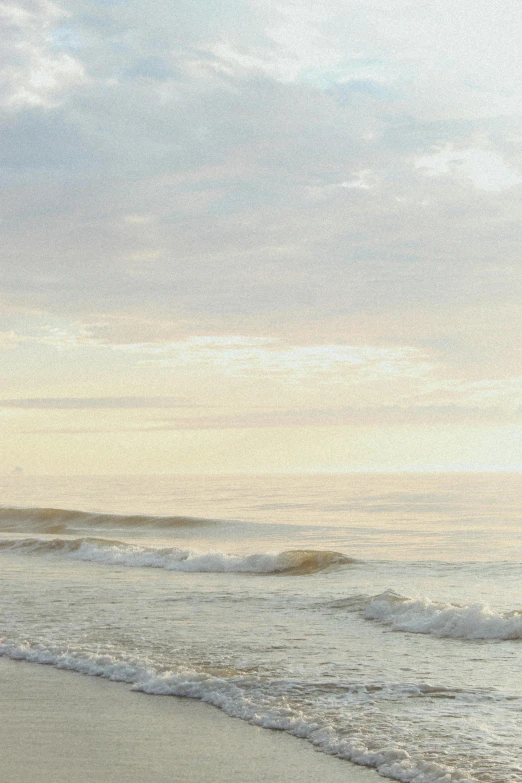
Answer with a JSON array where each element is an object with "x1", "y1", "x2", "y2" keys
[
  {"x1": 331, "y1": 590, "x2": 522, "y2": 640},
  {"x1": 0, "y1": 537, "x2": 355, "y2": 575},
  {"x1": 0, "y1": 506, "x2": 218, "y2": 534},
  {"x1": 0, "y1": 641, "x2": 481, "y2": 783}
]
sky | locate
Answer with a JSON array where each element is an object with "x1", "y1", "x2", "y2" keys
[{"x1": 1, "y1": 0, "x2": 522, "y2": 474}]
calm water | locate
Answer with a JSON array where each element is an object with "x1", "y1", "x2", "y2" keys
[{"x1": 1, "y1": 473, "x2": 521, "y2": 782}]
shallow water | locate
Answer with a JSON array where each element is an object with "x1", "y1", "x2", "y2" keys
[{"x1": 1, "y1": 473, "x2": 521, "y2": 782}]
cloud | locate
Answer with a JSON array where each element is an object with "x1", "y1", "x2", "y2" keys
[
  {"x1": 1, "y1": 0, "x2": 522, "y2": 389},
  {"x1": 416, "y1": 143, "x2": 522, "y2": 191},
  {"x1": 0, "y1": 330, "x2": 23, "y2": 348},
  {"x1": 0, "y1": 396, "x2": 197, "y2": 409},
  {"x1": 0, "y1": 0, "x2": 86, "y2": 109},
  {"x1": 18, "y1": 404, "x2": 522, "y2": 435},
  {"x1": 418, "y1": 377, "x2": 522, "y2": 411}
]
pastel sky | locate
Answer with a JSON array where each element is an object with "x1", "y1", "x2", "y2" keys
[{"x1": 2, "y1": 0, "x2": 522, "y2": 474}]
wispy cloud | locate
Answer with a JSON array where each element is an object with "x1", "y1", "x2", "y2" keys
[
  {"x1": 19, "y1": 403, "x2": 522, "y2": 435},
  {"x1": 0, "y1": 396, "x2": 199, "y2": 409},
  {"x1": 0, "y1": 330, "x2": 23, "y2": 349},
  {"x1": 116, "y1": 337, "x2": 434, "y2": 382}
]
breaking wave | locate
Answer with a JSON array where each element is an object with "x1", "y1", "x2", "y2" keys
[
  {"x1": 0, "y1": 537, "x2": 355, "y2": 575},
  {"x1": 0, "y1": 641, "x2": 489, "y2": 783},
  {"x1": 0, "y1": 506, "x2": 219, "y2": 534},
  {"x1": 332, "y1": 590, "x2": 522, "y2": 640}
]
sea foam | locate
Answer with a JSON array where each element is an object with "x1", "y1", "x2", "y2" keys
[
  {"x1": 334, "y1": 590, "x2": 522, "y2": 640},
  {"x1": 0, "y1": 640, "x2": 479, "y2": 783},
  {"x1": 0, "y1": 537, "x2": 354, "y2": 575}
]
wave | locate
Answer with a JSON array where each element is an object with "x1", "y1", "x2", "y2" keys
[
  {"x1": 0, "y1": 536, "x2": 355, "y2": 575},
  {"x1": 331, "y1": 590, "x2": 522, "y2": 640},
  {"x1": 0, "y1": 641, "x2": 485, "y2": 783},
  {"x1": 0, "y1": 506, "x2": 219, "y2": 534}
]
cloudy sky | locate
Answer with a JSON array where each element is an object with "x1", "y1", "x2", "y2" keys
[{"x1": 1, "y1": 0, "x2": 522, "y2": 473}]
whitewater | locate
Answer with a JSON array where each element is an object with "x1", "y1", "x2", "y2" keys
[{"x1": 1, "y1": 472, "x2": 521, "y2": 783}]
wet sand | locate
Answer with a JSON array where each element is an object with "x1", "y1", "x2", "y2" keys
[{"x1": 0, "y1": 656, "x2": 381, "y2": 783}]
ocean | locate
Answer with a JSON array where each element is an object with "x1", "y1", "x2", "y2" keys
[{"x1": 1, "y1": 472, "x2": 521, "y2": 782}]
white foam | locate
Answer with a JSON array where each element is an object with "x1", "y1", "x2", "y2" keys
[
  {"x1": 361, "y1": 590, "x2": 522, "y2": 640},
  {"x1": 0, "y1": 641, "x2": 477, "y2": 783},
  {"x1": 0, "y1": 537, "x2": 353, "y2": 575}
]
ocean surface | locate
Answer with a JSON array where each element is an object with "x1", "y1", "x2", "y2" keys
[{"x1": 1, "y1": 472, "x2": 521, "y2": 783}]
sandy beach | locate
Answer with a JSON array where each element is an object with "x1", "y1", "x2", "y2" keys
[{"x1": 0, "y1": 656, "x2": 381, "y2": 783}]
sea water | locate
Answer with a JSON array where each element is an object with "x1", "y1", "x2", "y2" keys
[{"x1": 0, "y1": 473, "x2": 521, "y2": 782}]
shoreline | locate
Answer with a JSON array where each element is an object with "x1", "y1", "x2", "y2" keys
[{"x1": 1, "y1": 656, "x2": 381, "y2": 783}]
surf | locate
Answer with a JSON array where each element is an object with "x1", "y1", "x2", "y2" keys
[
  {"x1": 0, "y1": 536, "x2": 356, "y2": 575},
  {"x1": 331, "y1": 590, "x2": 522, "y2": 640}
]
